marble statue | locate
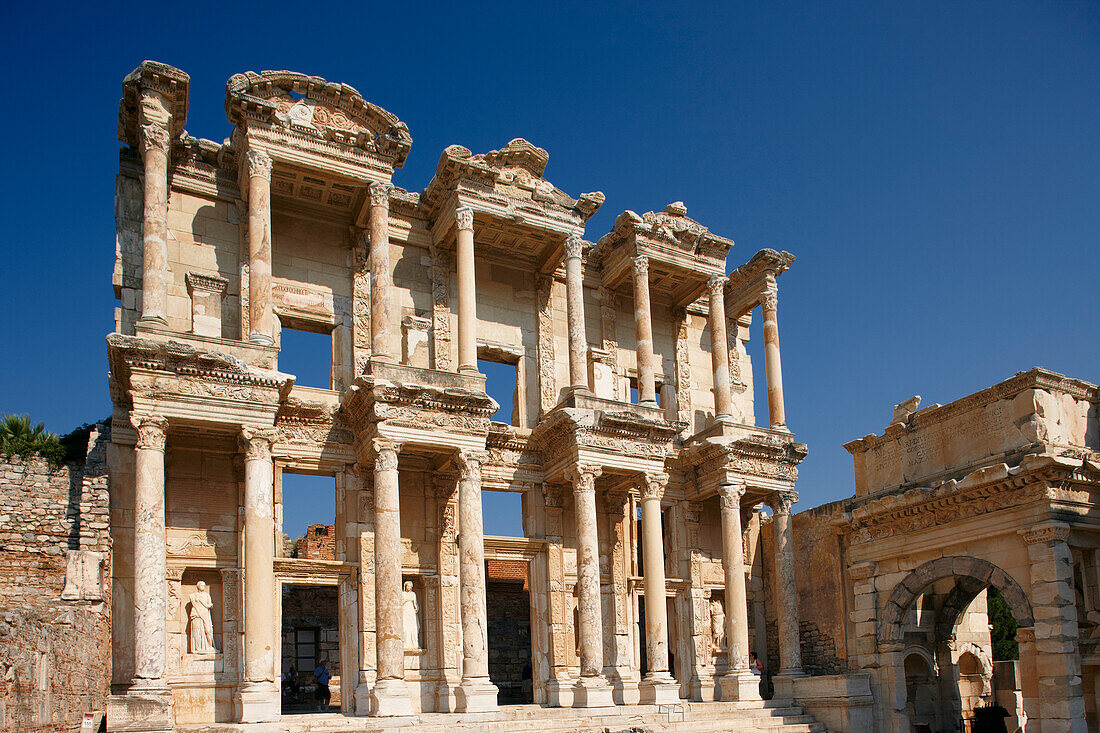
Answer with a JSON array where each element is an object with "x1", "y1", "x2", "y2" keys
[
  {"x1": 189, "y1": 580, "x2": 216, "y2": 654},
  {"x1": 403, "y1": 580, "x2": 420, "y2": 649}
]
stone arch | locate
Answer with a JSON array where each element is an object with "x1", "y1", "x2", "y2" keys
[
  {"x1": 879, "y1": 556, "x2": 1033, "y2": 643},
  {"x1": 955, "y1": 641, "x2": 993, "y2": 696}
]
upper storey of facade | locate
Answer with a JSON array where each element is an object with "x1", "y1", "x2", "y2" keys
[{"x1": 110, "y1": 61, "x2": 804, "y2": 504}]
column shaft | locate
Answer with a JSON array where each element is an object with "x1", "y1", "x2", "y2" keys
[
  {"x1": 640, "y1": 483, "x2": 669, "y2": 675},
  {"x1": 241, "y1": 429, "x2": 276, "y2": 685},
  {"x1": 132, "y1": 416, "x2": 168, "y2": 686},
  {"x1": 770, "y1": 492, "x2": 802, "y2": 675},
  {"x1": 246, "y1": 151, "x2": 274, "y2": 345},
  {"x1": 761, "y1": 291, "x2": 786, "y2": 429},
  {"x1": 373, "y1": 440, "x2": 404, "y2": 680},
  {"x1": 564, "y1": 234, "x2": 589, "y2": 390},
  {"x1": 719, "y1": 485, "x2": 750, "y2": 671},
  {"x1": 632, "y1": 256, "x2": 657, "y2": 406},
  {"x1": 139, "y1": 125, "x2": 170, "y2": 325},
  {"x1": 568, "y1": 466, "x2": 604, "y2": 676},
  {"x1": 456, "y1": 207, "x2": 477, "y2": 373},
  {"x1": 369, "y1": 182, "x2": 394, "y2": 362},
  {"x1": 707, "y1": 277, "x2": 733, "y2": 418}
]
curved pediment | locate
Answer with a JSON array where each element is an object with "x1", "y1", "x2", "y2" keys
[{"x1": 225, "y1": 70, "x2": 412, "y2": 168}]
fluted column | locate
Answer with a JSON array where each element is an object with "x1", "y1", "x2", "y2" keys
[
  {"x1": 455, "y1": 207, "x2": 477, "y2": 374},
  {"x1": 768, "y1": 491, "x2": 802, "y2": 676},
  {"x1": 238, "y1": 426, "x2": 279, "y2": 722},
  {"x1": 455, "y1": 451, "x2": 499, "y2": 711},
  {"x1": 246, "y1": 150, "x2": 274, "y2": 345},
  {"x1": 565, "y1": 464, "x2": 615, "y2": 707},
  {"x1": 369, "y1": 182, "x2": 395, "y2": 362},
  {"x1": 369, "y1": 439, "x2": 413, "y2": 716},
  {"x1": 138, "y1": 124, "x2": 170, "y2": 326},
  {"x1": 564, "y1": 234, "x2": 589, "y2": 390},
  {"x1": 761, "y1": 291, "x2": 786, "y2": 430},
  {"x1": 638, "y1": 474, "x2": 679, "y2": 704},
  {"x1": 632, "y1": 255, "x2": 657, "y2": 406},
  {"x1": 131, "y1": 415, "x2": 168, "y2": 689},
  {"x1": 717, "y1": 483, "x2": 760, "y2": 700},
  {"x1": 707, "y1": 277, "x2": 734, "y2": 419}
]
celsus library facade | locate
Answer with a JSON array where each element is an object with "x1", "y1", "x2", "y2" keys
[{"x1": 100, "y1": 61, "x2": 1099, "y2": 733}]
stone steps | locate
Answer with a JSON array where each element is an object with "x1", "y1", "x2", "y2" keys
[{"x1": 180, "y1": 700, "x2": 826, "y2": 733}]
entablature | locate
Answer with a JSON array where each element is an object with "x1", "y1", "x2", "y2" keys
[
  {"x1": 724, "y1": 248, "x2": 795, "y2": 317},
  {"x1": 118, "y1": 61, "x2": 190, "y2": 148}
]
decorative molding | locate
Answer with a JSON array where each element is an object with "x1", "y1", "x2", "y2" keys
[
  {"x1": 565, "y1": 464, "x2": 602, "y2": 494},
  {"x1": 766, "y1": 490, "x2": 797, "y2": 517},
  {"x1": 140, "y1": 123, "x2": 170, "y2": 155},
  {"x1": 639, "y1": 473, "x2": 669, "y2": 501},
  {"x1": 185, "y1": 271, "x2": 229, "y2": 296},
  {"x1": 455, "y1": 206, "x2": 474, "y2": 232},
  {"x1": 245, "y1": 149, "x2": 272, "y2": 180},
  {"x1": 455, "y1": 449, "x2": 488, "y2": 481},
  {"x1": 372, "y1": 438, "x2": 401, "y2": 470},
  {"x1": 1021, "y1": 522, "x2": 1071, "y2": 545},
  {"x1": 706, "y1": 276, "x2": 725, "y2": 298},
  {"x1": 542, "y1": 483, "x2": 566, "y2": 509},
  {"x1": 133, "y1": 415, "x2": 168, "y2": 451},
  {"x1": 631, "y1": 254, "x2": 649, "y2": 279},
  {"x1": 239, "y1": 427, "x2": 277, "y2": 461}
]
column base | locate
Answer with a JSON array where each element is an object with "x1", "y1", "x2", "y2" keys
[
  {"x1": 369, "y1": 678, "x2": 414, "y2": 716},
  {"x1": 639, "y1": 673, "x2": 681, "y2": 705},
  {"x1": 771, "y1": 671, "x2": 805, "y2": 701},
  {"x1": 544, "y1": 675, "x2": 574, "y2": 707},
  {"x1": 456, "y1": 677, "x2": 499, "y2": 712},
  {"x1": 236, "y1": 680, "x2": 279, "y2": 723},
  {"x1": 248, "y1": 331, "x2": 274, "y2": 347},
  {"x1": 354, "y1": 681, "x2": 373, "y2": 716},
  {"x1": 718, "y1": 670, "x2": 762, "y2": 701},
  {"x1": 572, "y1": 675, "x2": 616, "y2": 708},
  {"x1": 137, "y1": 315, "x2": 169, "y2": 328},
  {"x1": 107, "y1": 684, "x2": 173, "y2": 732}
]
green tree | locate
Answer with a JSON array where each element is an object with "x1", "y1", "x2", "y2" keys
[
  {"x1": 0, "y1": 414, "x2": 64, "y2": 464},
  {"x1": 988, "y1": 586, "x2": 1019, "y2": 661}
]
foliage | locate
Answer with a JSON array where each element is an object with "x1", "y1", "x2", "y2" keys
[
  {"x1": 988, "y1": 586, "x2": 1019, "y2": 661},
  {"x1": 0, "y1": 414, "x2": 109, "y2": 465}
]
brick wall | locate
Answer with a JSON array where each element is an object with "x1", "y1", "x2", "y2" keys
[
  {"x1": 0, "y1": 426, "x2": 112, "y2": 732},
  {"x1": 295, "y1": 524, "x2": 335, "y2": 561}
]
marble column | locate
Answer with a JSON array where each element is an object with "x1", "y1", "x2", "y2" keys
[
  {"x1": 246, "y1": 150, "x2": 274, "y2": 346},
  {"x1": 138, "y1": 124, "x2": 170, "y2": 326},
  {"x1": 238, "y1": 427, "x2": 279, "y2": 722},
  {"x1": 369, "y1": 182, "x2": 395, "y2": 363},
  {"x1": 632, "y1": 255, "x2": 657, "y2": 406},
  {"x1": 565, "y1": 464, "x2": 614, "y2": 707},
  {"x1": 370, "y1": 439, "x2": 413, "y2": 716},
  {"x1": 454, "y1": 451, "x2": 499, "y2": 711},
  {"x1": 131, "y1": 415, "x2": 168, "y2": 690},
  {"x1": 564, "y1": 233, "x2": 589, "y2": 391},
  {"x1": 717, "y1": 483, "x2": 760, "y2": 700},
  {"x1": 761, "y1": 291, "x2": 786, "y2": 430},
  {"x1": 638, "y1": 474, "x2": 679, "y2": 704},
  {"x1": 455, "y1": 207, "x2": 477, "y2": 374},
  {"x1": 767, "y1": 491, "x2": 803, "y2": 678},
  {"x1": 706, "y1": 276, "x2": 734, "y2": 419}
]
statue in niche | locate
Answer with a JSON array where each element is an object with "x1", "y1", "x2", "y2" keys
[
  {"x1": 709, "y1": 598, "x2": 726, "y2": 661},
  {"x1": 188, "y1": 581, "x2": 216, "y2": 654},
  {"x1": 402, "y1": 581, "x2": 421, "y2": 650}
]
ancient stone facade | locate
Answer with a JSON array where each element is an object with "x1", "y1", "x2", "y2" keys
[
  {"x1": 105, "y1": 61, "x2": 814, "y2": 730},
  {"x1": 778, "y1": 369, "x2": 1100, "y2": 733},
  {"x1": 0, "y1": 429, "x2": 112, "y2": 732}
]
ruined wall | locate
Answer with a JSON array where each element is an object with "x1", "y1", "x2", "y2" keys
[{"x1": 0, "y1": 428, "x2": 111, "y2": 732}]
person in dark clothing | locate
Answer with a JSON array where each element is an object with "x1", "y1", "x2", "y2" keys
[{"x1": 313, "y1": 658, "x2": 331, "y2": 710}]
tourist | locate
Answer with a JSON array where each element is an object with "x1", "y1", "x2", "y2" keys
[
  {"x1": 283, "y1": 666, "x2": 299, "y2": 703},
  {"x1": 749, "y1": 652, "x2": 763, "y2": 675},
  {"x1": 314, "y1": 658, "x2": 331, "y2": 711}
]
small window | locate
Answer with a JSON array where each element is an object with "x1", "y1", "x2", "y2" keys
[
  {"x1": 628, "y1": 376, "x2": 661, "y2": 406},
  {"x1": 479, "y1": 358, "x2": 519, "y2": 426},
  {"x1": 279, "y1": 327, "x2": 333, "y2": 389}
]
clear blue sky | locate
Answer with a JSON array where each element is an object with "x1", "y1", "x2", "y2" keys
[{"x1": 2, "y1": 2, "x2": 1096, "y2": 537}]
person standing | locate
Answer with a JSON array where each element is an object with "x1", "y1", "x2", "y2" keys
[{"x1": 314, "y1": 658, "x2": 331, "y2": 711}]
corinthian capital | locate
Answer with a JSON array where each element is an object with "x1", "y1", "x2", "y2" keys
[
  {"x1": 371, "y1": 438, "x2": 401, "y2": 471},
  {"x1": 368, "y1": 181, "x2": 393, "y2": 207},
  {"x1": 564, "y1": 233, "x2": 584, "y2": 260},
  {"x1": 139, "y1": 123, "x2": 170, "y2": 156},
  {"x1": 133, "y1": 415, "x2": 168, "y2": 452},
  {"x1": 761, "y1": 290, "x2": 778, "y2": 312},
  {"x1": 239, "y1": 426, "x2": 277, "y2": 461},
  {"x1": 706, "y1": 276, "x2": 726, "y2": 298},
  {"x1": 245, "y1": 150, "x2": 273, "y2": 180},
  {"x1": 564, "y1": 464, "x2": 602, "y2": 494},
  {"x1": 766, "y1": 489, "x2": 797, "y2": 517},
  {"x1": 638, "y1": 473, "x2": 669, "y2": 501},
  {"x1": 455, "y1": 449, "x2": 489, "y2": 481},
  {"x1": 455, "y1": 206, "x2": 474, "y2": 232},
  {"x1": 718, "y1": 482, "x2": 747, "y2": 511},
  {"x1": 631, "y1": 254, "x2": 649, "y2": 278}
]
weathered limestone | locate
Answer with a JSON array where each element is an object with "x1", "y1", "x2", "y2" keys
[
  {"x1": 455, "y1": 450, "x2": 499, "y2": 711},
  {"x1": 768, "y1": 491, "x2": 802, "y2": 678},
  {"x1": 717, "y1": 482, "x2": 759, "y2": 701},
  {"x1": 238, "y1": 427, "x2": 278, "y2": 722},
  {"x1": 638, "y1": 474, "x2": 679, "y2": 704},
  {"x1": 370, "y1": 439, "x2": 413, "y2": 716},
  {"x1": 564, "y1": 234, "x2": 589, "y2": 391},
  {"x1": 455, "y1": 207, "x2": 477, "y2": 374},
  {"x1": 369, "y1": 182, "x2": 395, "y2": 363},
  {"x1": 131, "y1": 415, "x2": 169, "y2": 691},
  {"x1": 566, "y1": 464, "x2": 614, "y2": 707},
  {"x1": 245, "y1": 150, "x2": 274, "y2": 345},
  {"x1": 631, "y1": 255, "x2": 657, "y2": 406},
  {"x1": 707, "y1": 277, "x2": 734, "y2": 419},
  {"x1": 138, "y1": 124, "x2": 170, "y2": 325},
  {"x1": 761, "y1": 291, "x2": 786, "y2": 430}
]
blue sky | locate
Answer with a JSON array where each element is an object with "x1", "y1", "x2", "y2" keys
[{"x1": 2, "y1": 2, "x2": 1097, "y2": 538}]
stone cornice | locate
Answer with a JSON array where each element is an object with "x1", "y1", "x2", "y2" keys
[
  {"x1": 108, "y1": 334, "x2": 291, "y2": 394},
  {"x1": 119, "y1": 60, "x2": 190, "y2": 147},
  {"x1": 593, "y1": 202, "x2": 734, "y2": 263}
]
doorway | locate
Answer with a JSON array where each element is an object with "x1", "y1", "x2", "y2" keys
[
  {"x1": 281, "y1": 583, "x2": 341, "y2": 714},
  {"x1": 485, "y1": 558, "x2": 534, "y2": 704}
]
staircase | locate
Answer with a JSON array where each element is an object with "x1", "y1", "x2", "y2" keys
[{"x1": 181, "y1": 700, "x2": 827, "y2": 732}]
